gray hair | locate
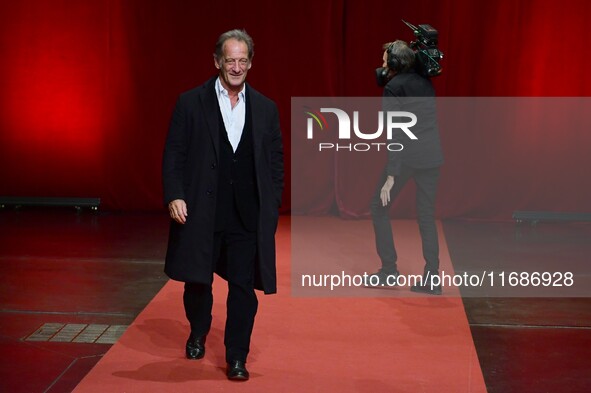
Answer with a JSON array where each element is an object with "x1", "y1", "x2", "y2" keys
[
  {"x1": 383, "y1": 40, "x2": 415, "y2": 72},
  {"x1": 214, "y1": 29, "x2": 254, "y2": 62}
]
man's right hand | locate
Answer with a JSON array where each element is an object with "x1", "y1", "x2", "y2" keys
[{"x1": 168, "y1": 199, "x2": 188, "y2": 224}]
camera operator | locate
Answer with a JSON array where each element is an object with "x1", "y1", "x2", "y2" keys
[{"x1": 368, "y1": 40, "x2": 444, "y2": 295}]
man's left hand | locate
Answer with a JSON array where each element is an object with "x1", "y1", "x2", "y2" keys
[{"x1": 380, "y1": 176, "x2": 395, "y2": 207}]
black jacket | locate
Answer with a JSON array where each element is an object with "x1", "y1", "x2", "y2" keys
[
  {"x1": 162, "y1": 77, "x2": 284, "y2": 293},
  {"x1": 384, "y1": 70, "x2": 444, "y2": 176}
]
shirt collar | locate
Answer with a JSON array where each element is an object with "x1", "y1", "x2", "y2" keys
[{"x1": 215, "y1": 77, "x2": 246, "y2": 100}]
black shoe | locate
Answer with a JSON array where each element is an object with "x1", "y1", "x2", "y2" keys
[
  {"x1": 185, "y1": 334, "x2": 206, "y2": 359},
  {"x1": 411, "y1": 272, "x2": 442, "y2": 295},
  {"x1": 227, "y1": 360, "x2": 249, "y2": 381},
  {"x1": 365, "y1": 269, "x2": 399, "y2": 287}
]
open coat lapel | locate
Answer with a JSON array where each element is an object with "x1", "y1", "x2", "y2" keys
[
  {"x1": 246, "y1": 84, "x2": 263, "y2": 162},
  {"x1": 201, "y1": 78, "x2": 221, "y2": 162}
]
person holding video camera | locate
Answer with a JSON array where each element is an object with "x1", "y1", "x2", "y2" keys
[{"x1": 368, "y1": 39, "x2": 444, "y2": 295}]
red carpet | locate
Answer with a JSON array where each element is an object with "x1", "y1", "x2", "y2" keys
[{"x1": 73, "y1": 217, "x2": 486, "y2": 392}]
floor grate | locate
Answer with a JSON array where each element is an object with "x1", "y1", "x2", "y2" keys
[{"x1": 24, "y1": 323, "x2": 128, "y2": 344}]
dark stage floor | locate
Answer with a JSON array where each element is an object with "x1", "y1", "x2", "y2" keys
[{"x1": 0, "y1": 209, "x2": 589, "y2": 392}]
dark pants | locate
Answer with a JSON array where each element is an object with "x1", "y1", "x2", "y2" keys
[
  {"x1": 183, "y1": 203, "x2": 258, "y2": 363},
  {"x1": 370, "y1": 165, "x2": 440, "y2": 274}
]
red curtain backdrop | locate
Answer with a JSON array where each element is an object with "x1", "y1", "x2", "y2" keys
[{"x1": 1, "y1": 0, "x2": 590, "y2": 218}]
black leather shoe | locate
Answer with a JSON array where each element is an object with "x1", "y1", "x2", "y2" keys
[
  {"x1": 185, "y1": 334, "x2": 206, "y2": 359},
  {"x1": 227, "y1": 360, "x2": 249, "y2": 381},
  {"x1": 411, "y1": 272, "x2": 442, "y2": 295},
  {"x1": 365, "y1": 269, "x2": 399, "y2": 287}
]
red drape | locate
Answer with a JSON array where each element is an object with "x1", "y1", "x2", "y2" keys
[{"x1": 1, "y1": 0, "x2": 590, "y2": 218}]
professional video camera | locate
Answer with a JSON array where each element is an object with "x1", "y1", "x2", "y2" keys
[{"x1": 402, "y1": 19, "x2": 444, "y2": 78}]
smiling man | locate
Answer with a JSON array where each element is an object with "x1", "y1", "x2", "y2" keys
[{"x1": 162, "y1": 29, "x2": 284, "y2": 381}]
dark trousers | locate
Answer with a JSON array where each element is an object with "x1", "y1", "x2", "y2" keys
[
  {"x1": 183, "y1": 203, "x2": 258, "y2": 363},
  {"x1": 370, "y1": 165, "x2": 440, "y2": 273}
]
